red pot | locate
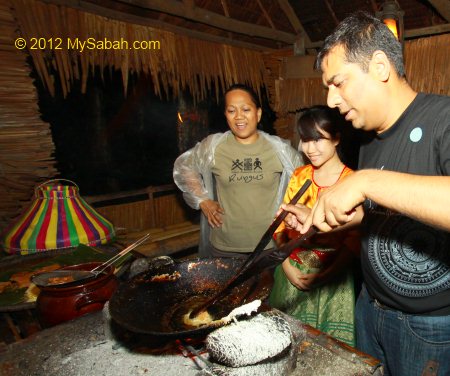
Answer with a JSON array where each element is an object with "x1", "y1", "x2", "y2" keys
[{"x1": 36, "y1": 262, "x2": 118, "y2": 328}]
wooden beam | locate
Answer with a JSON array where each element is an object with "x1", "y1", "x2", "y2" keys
[
  {"x1": 220, "y1": 0, "x2": 234, "y2": 41},
  {"x1": 293, "y1": 37, "x2": 305, "y2": 56},
  {"x1": 256, "y1": 0, "x2": 276, "y2": 29},
  {"x1": 427, "y1": 0, "x2": 450, "y2": 22},
  {"x1": 281, "y1": 55, "x2": 322, "y2": 79},
  {"x1": 220, "y1": 0, "x2": 230, "y2": 17},
  {"x1": 288, "y1": 22, "x2": 450, "y2": 48},
  {"x1": 324, "y1": 0, "x2": 339, "y2": 26},
  {"x1": 120, "y1": 0, "x2": 297, "y2": 44},
  {"x1": 277, "y1": 0, "x2": 312, "y2": 45},
  {"x1": 40, "y1": 0, "x2": 275, "y2": 51},
  {"x1": 405, "y1": 23, "x2": 450, "y2": 38},
  {"x1": 182, "y1": 0, "x2": 195, "y2": 19}
]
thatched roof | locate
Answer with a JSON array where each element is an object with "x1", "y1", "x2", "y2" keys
[
  {"x1": 13, "y1": 0, "x2": 268, "y2": 101},
  {"x1": 40, "y1": 0, "x2": 450, "y2": 51}
]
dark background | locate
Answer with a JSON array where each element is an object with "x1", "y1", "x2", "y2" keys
[{"x1": 36, "y1": 67, "x2": 277, "y2": 195}]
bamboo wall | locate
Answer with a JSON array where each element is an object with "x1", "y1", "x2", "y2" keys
[
  {"x1": 0, "y1": 0, "x2": 57, "y2": 232},
  {"x1": 262, "y1": 48, "x2": 297, "y2": 141},
  {"x1": 84, "y1": 185, "x2": 201, "y2": 256},
  {"x1": 404, "y1": 33, "x2": 450, "y2": 96},
  {"x1": 85, "y1": 185, "x2": 196, "y2": 232},
  {"x1": 267, "y1": 33, "x2": 450, "y2": 143}
]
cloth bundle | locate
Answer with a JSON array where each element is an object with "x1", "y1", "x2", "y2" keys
[{"x1": 205, "y1": 312, "x2": 292, "y2": 368}]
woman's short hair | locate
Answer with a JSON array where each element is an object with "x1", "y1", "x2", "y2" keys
[{"x1": 223, "y1": 83, "x2": 261, "y2": 109}]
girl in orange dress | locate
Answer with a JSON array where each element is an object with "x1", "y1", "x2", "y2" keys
[{"x1": 269, "y1": 105, "x2": 359, "y2": 346}]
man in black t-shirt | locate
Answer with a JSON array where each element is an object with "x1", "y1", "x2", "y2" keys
[{"x1": 281, "y1": 11, "x2": 450, "y2": 376}]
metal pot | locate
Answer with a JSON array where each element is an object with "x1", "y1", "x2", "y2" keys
[{"x1": 108, "y1": 257, "x2": 273, "y2": 337}]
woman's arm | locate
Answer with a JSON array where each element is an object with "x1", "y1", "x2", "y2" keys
[
  {"x1": 173, "y1": 134, "x2": 222, "y2": 210},
  {"x1": 173, "y1": 147, "x2": 210, "y2": 210}
]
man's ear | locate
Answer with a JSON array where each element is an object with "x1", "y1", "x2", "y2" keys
[{"x1": 370, "y1": 50, "x2": 391, "y2": 82}]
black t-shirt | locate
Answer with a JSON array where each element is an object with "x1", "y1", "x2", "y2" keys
[{"x1": 359, "y1": 93, "x2": 450, "y2": 314}]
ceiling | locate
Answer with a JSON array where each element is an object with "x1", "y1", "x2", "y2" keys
[{"x1": 43, "y1": 0, "x2": 450, "y2": 51}]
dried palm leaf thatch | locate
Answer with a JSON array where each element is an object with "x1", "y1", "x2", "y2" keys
[
  {"x1": 263, "y1": 34, "x2": 448, "y2": 143},
  {"x1": 0, "y1": 0, "x2": 57, "y2": 233},
  {"x1": 12, "y1": 0, "x2": 267, "y2": 102},
  {"x1": 404, "y1": 33, "x2": 450, "y2": 96},
  {"x1": 275, "y1": 77, "x2": 327, "y2": 114},
  {"x1": 271, "y1": 33, "x2": 449, "y2": 115}
]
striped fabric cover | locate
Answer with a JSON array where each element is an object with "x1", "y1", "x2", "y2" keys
[{"x1": 2, "y1": 183, "x2": 115, "y2": 255}]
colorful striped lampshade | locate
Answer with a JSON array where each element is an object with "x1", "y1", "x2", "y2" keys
[{"x1": 1, "y1": 180, "x2": 115, "y2": 255}]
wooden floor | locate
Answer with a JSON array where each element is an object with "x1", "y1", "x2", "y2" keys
[{"x1": 116, "y1": 220, "x2": 200, "y2": 259}]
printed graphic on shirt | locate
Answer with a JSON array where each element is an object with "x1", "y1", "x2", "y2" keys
[
  {"x1": 229, "y1": 157, "x2": 263, "y2": 183},
  {"x1": 367, "y1": 206, "x2": 450, "y2": 297}
]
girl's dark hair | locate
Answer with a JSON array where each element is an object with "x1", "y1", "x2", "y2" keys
[
  {"x1": 297, "y1": 105, "x2": 341, "y2": 142},
  {"x1": 223, "y1": 83, "x2": 261, "y2": 109}
]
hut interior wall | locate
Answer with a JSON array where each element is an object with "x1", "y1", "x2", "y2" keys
[
  {"x1": 85, "y1": 184, "x2": 196, "y2": 232},
  {"x1": 268, "y1": 33, "x2": 450, "y2": 144},
  {"x1": 404, "y1": 34, "x2": 450, "y2": 96},
  {"x1": 84, "y1": 184, "x2": 200, "y2": 256},
  {"x1": 0, "y1": 0, "x2": 57, "y2": 233}
]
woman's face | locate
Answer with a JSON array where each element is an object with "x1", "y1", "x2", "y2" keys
[
  {"x1": 301, "y1": 127, "x2": 339, "y2": 168},
  {"x1": 224, "y1": 89, "x2": 262, "y2": 144}
]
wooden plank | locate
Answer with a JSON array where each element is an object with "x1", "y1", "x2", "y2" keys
[
  {"x1": 277, "y1": 0, "x2": 312, "y2": 45},
  {"x1": 120, "y1": 0, "x2": 297, "y2": 44},
  {"x1": 122, "y1": 221, "x2": 200, "y2": 239},
  {"x1": 427, "y1": 0, "x2": 450, "y2": 22},
  {"x1": 39, "y1": 0, "x2": 273, "y2": 51},
  {"x1": 280, "y1": 55, "x2": 321, "y2": 79},
  {"x1": 131, "y1": 231, "x2": 200, "y2": 258},
  {"x1": 405, "y1": 23, "x2": 450, "y2": 38}
]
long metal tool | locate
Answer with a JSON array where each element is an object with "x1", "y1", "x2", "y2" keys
[
  {"x1": 189, "y1": 179, "x2": 313, "y2": 318},
  {"x1": 31, "y1": 233, "x2": 151, "y2": 287}
]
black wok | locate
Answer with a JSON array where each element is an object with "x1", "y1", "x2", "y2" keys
[{"x1": 108, "y1": 257, "x2": 273, "y2": 337}]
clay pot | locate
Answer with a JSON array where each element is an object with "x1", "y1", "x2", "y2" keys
[{"x1": 36, "y1": 262, "x2": 118, "y2": 328}]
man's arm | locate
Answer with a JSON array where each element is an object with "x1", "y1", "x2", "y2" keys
[
  {"x1": 300, "y1": 169, "x2": 450, "y2": 233},
  {"x1": 281, "y1": 202, "x2": 363, "y2": 233}
]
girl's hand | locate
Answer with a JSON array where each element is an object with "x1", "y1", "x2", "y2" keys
[
  {"x1": 200, "y1": 199, "x2": 225, "y2": 228},
  {"x1": 281, "y1": 259, "x2": 320, "y2": 291}
]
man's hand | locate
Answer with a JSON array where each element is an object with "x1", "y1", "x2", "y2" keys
[
  {"x1": 300, "y1": 172, "x2": 366, "y2": 233},
  {"x1": 199, "y1": 199, "x2": 224, "y2": 228},
  {"x1": 279, "y1": 172, "x2": 366, "y2": 234},
  {"x1": 279, "y1": 203, "x2": 311, "y2": 233}
]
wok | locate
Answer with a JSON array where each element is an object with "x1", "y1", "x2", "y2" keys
[{"x1": 108, "y1": 257, "x2": 273, "y2": 337}]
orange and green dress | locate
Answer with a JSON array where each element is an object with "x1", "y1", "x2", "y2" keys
[{"x1": 269, "y1": 164, "x2": 358, "y2": 346}]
